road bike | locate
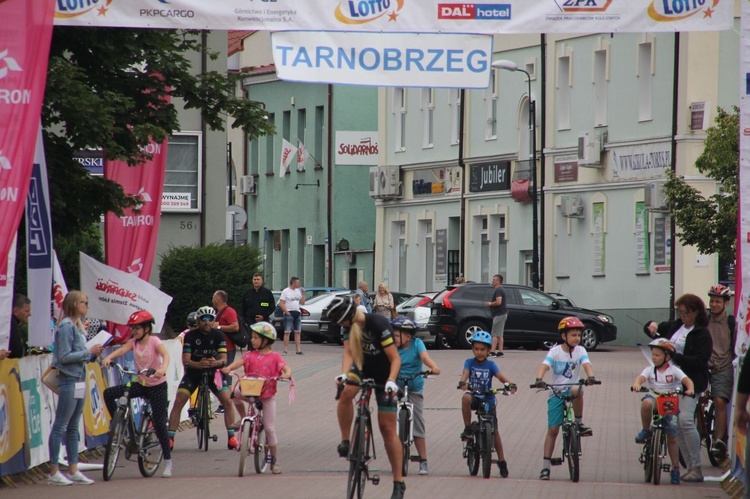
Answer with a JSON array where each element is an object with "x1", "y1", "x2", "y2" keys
[
  {"x1": 189, "y1": 368, "x2": 219, "y2": 451},
  {"x1": 459, "y1": 381, "x2": 515, "y2": 479},
  {"x1": 531, "y1": 379, "x2": 601, "y2": 482},
  {"x1": 103, "y1": 364, "x2": 162, "y2": 481},
  {"x1": 396, "y1": 370, "x2": 431, "y2": 477},
  {"x1": 632, "y1": 386, "x2": 685, "y2": 485}
]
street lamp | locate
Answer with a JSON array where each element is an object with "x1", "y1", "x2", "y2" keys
[{"x1": 492, "y1": 59, "x2": 539, "y2": 289}]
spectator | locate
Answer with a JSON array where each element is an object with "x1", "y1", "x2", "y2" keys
[
  {"x1": 485, "y1": 275, "x2": 508, "y2": 357},
  {"x1": 356, "y1": 281, "x2": 372, "y2": 314},
  {"x1": 280, "y1": 277, "x2": 305, "y2": 355},
  {"x1": 353, "y1": 293, "x2": 368, "y2": 315},
  {"x1": 455, "y1": 275, "x2": 465, "y2": 284},
  {"x1": 373, "y1": 283, "x2": 397, "y2": 320},
  {"x1": 1, "y1": 294, "x2": 30, "y2": 360},
  {"x1": 243, "y1": 273, "x2": 275, "y2": 324},
  {"x1": 212, "y1": 290, "x2": 240, "y2": 413}
]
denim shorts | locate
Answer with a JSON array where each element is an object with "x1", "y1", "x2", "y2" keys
[{"x1": 284, "y1": 311, "x2": 301, "y2": 332}]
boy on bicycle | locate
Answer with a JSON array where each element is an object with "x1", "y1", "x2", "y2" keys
[
  {"x1": 458, "y1": 330, "x2": 516, "y2": 478},
  {"x1": 632, "y1": 338, "x2": 695, "y2": 485},
  {"x1": 532, "y1": 317, "x2": 597, "y2": 481},
  {"x1": 392, "y1": 317, "x2": 441, "y2": 475}
]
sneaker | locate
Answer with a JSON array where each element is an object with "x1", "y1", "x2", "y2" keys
[
  {"x1": 489, "y1": 352, "x2": 497, "y2": 357},
  {"x1": 418, "y1": 461, "x2": 429, "y2": 475},
  {"x1": 711, "y1": 438, "x2": 727, "y2": 456},
  {"x1": 634, "y1": 428, "x2": 651, "y2": 443},
  {"x1": 391, "y1": 481, "x2": 406, "y2": 499},
  {"x1": 47, "y1": 472, "x2": 73, "y2": 486},
  {"x1": 682, "y1": 469, "x2": 704, "y2": 482},
  {"x1": 66, "y1": 471, "x2": 94, "y2": 485},
  {"x1": 282, "y1": 351, "x2": 288, "y2": 356},
  {"x1": 337, "y1": 440, "x2": 350, "y2": 458},
  {"x1": 460, "y1": 426, "x2": 473, "y2": 441},
  {"x1": 539, "y1": 468, "x2": 550, "y2": 480},
  {"x1": 670, "y1": 469, "x2": 680, "y2": 485},
  {"x1": 497, "y1": 352, "x2": 504, "y2": 357},
  {"x1": 579, "y1": 423, "x2": 593, "y2": 437},
  {"x1": 498, "y1": 460, "x2": 509, "y2": 478},
  {"x1": 162, "y1": 460, "x2": 173, "y2": 478},
  {"x1": 215, "y1": 405, "x2": 225, "y2": 414},
  {"x1": 227, "y1": 436, "x2": 239, "y2": 450}
]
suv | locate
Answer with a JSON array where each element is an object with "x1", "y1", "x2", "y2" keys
[{"x1": 427, "y1": 283, "x2": 616, "y2": 350}]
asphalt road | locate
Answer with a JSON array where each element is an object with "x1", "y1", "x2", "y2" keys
[{"x1": 3, "y1": 344, "x2": 729, "y2": 498}]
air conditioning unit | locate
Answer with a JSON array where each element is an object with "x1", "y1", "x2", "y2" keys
[
  {"x1": 577, "y1": 132, "x2": 602, "y2": 167},
  {"x1": 239, "y1": 175, "x2": 257, "y2": 195},
  {"x1": 368, "y1": 167, "x2": 381, "y2": 198},
  {"x1": 378, "y1": 165, "x2": 402, "y2": 198},
  {"x1": 560, "y1": 194, "x2": 584, "y2": 218},
  {"x1": 644, "y1": 180, "x2": 668, "y2": 211}
]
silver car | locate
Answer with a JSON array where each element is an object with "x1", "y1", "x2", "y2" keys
[
  {"x1": 274, "y1": 290, "x2": 354, "y2": 343},
  {"x1": 396, "y1": 292, "x2": 448, "y2": 348}
]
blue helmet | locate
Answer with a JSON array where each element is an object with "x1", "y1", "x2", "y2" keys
[
  {"x1": 470, "y1": 330, "x2": 492, "y2": 346},
  {"x1": 391, "y1": 316, "x2": 418, "y2": 334}
]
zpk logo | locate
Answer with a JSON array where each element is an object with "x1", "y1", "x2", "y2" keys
[{"x1": 554, "y1": 0, "x2": 612, "y2": 13}]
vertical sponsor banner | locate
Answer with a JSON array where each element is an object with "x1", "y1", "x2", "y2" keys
[
  {"x1": 0, "y1": 237, "x2": 17, "y2": 351},
  {"x1": 163, "y1": 338, "x2": 188, "y2": 419},
  {"x1": 635, "y1": 202, "x2": 650, "y2": 274},
  {"x1": 52, "y1": 251, "x2": 68, "y2": 322},
  {"x1": 83, "y1": 362, "x2": 110, "y2": 447},
  {"x1": 0, "y1": 359, "x2": 28, "y2": 476},
  {"x1": 26, "y1": 126, "x2": 54, "y2": 347},
  {"x1": 0, "y1": 0, "x2": 55, "y2": 284},
  {"x1": 105, "y1": 139, "x2": 168, "y2": 341},
  {"x1": 19, "y1": 356, "x2": 56, "y2": 467}
]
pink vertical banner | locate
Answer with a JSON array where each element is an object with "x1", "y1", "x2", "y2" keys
[
  {"x1": 104, "y1": 139, "x2": 168, "y2": 341},
  {"x1": 0, "y1": 0, "x2": 55, "y2": 278}
]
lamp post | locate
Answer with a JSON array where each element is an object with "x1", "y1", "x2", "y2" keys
[{"x1": 492, "y1": 60, "x2": 539, "y2": 290}]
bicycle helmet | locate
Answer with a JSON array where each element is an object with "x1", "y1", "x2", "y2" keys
[
  {"x1": 648, "y1": 338, "x2": 676, "y2": 359},
  {"x1": 196, "y1": 306, "x2": 216, "y2": 321},
  {"x1": 558, "y1": 316, "x2": 585, "y2": 332},
  {"x1": 251, "y1": 321, "x2": 277, "y2": 342},
  {"x1": 708, "y1": 284, "x2": 732, "y2": 299},
  {"x1": 127, "y1": 310, "x2": 155, "y2": 326},
  {"x1": 186, "y1": 311, "x2": 198, "y2": 327},
  {"x1": 391, "y1": 316, "x2": 418, "y2": 334},
  {"x1": 470, "y1": 330, "x2": 493, "y2": 346},
  {"x1": 327, "y1": 295, "x2": 356, "y2": 324}
]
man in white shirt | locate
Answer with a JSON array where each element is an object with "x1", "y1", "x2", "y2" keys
[{"x1": 280, "y1": 276, "x2": 305, "y2": 355}]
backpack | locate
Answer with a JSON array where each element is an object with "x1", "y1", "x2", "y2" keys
[{"x1": 215, "y1": 307, "x2": 251, "y2": 349}]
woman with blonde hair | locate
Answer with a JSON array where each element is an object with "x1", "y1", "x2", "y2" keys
[
  {"x1": 47, "y1": 291, "x2": 104, "y2": 485},
  {"x1": 374, "y1": 283, "x2": 397, "y2": 319},
  {"x1": 328, "y1": 295, "x2": 405, "y2": 499}
]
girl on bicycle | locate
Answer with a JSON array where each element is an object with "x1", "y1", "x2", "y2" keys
[
  {"x1": 632, "y1": 338, "x2": 695, "y2": 485},
  {"x1": 101, "y1": 310, "x2": 173, "y2": 478},
  {"x1": 392, "y1": 317, "x2": 441, "y2": 475},
  {"x1": 221, "y1": 321, "x2": 291, "y2": 474},
  {"x1": 328, "y1": 295, "x2": 405, "y2": 499},
  {"x1": 458, "y1": 330, "x2": 516, "y2": 478}
]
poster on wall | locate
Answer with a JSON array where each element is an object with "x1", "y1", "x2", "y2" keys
[
  {"x1": 435, "y1": 229, "x2": 447, "y2": 282},
  {"x1": 413, "y1": 167, "x2": 462, "y2": 196},
  {"x1": 653, "y1": 215, "x2": 671, "y2": 273},
  {"x1": 635, "y1": 202, "x2": 650, "y2": 274}
]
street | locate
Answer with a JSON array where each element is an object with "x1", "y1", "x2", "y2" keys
[{"x1": 4, "y1": 344, "x2": 728, "y2": 498}]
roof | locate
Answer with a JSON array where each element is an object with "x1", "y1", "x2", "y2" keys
[{"x1": 228, "y1": 30, "x2": 255, "y2": 56}]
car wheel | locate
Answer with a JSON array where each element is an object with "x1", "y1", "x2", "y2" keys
[
  {"x1": 459, "y1": 321, "x2": 487, "y2": 350},
  {"x1": 435, "y1": 333, "x2": 452, "y2": 350},
  {"x1": 581, "y1": 327, "x2": 599, "y2": 351},
  {"x1": 309, "y1": 335, "x2": 325, "y2": 344}
]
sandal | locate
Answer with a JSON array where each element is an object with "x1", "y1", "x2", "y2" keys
[{"x1": 272, "y1": 463, "x2": 282, "y2": 474}]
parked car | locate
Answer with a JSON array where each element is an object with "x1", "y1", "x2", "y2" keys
[
  {"x1": 370, "y1": 291, "x2": 412, "y2": 309},
  {"x1": 272, "y1": 290, "x2": 353, "y2": 343},
  {"x1": 395, "y1": 292, "x2": 446, "y2": 348},
  {"x1": 547, "y1": 292, "x2": 576, "y2": 307},
  {"x1": 427, "y1": 283, "x2": 616, "y2": 351},
  {"x1": 303, "y1": 286, "x2": 347, "y2": 300}
]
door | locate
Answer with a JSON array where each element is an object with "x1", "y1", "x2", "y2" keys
[{"x1": 516, "y1": 287, "x2": 560, "y2": 341}]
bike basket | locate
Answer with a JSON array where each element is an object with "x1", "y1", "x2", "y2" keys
[
  {"x1": 240, "y1": 377, "x2": 265, "y2": 397},
  {"x1": 656, "y1": 394, "x2": 679, "y2": 416}
]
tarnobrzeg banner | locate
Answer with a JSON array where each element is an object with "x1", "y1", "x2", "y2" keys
[{"x1": 54, "y1": 0, "x2": 732, "y2": 33}]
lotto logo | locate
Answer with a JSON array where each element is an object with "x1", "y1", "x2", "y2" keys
[{"x1": 438, "y1": 3, "x2": 511, "y2": 19}]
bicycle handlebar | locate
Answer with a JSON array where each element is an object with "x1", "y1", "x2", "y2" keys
[
  {"x1": 335, "y1": 378, "x2": 398, "y2": 401},
  {"x1": 631, "y1": 386, "x2": 693, "y2": 398},
  {"x1": 529, "y1": 379, "x2": 602, "y2": 390},
  {"x1": 458, "y1": 381, "x2": 517, "y2": 395},
  {"x1": 397, "y1": 370, "x2": 432, "y2": 383},
  {"x1": 107, "y1": 363, "x2": 154, "y2": 378}
]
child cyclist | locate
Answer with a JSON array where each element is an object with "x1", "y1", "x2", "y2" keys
[
  {"x1": 632, "y1": 338, "x2": 695, "y2": 485},
  {"x1": 458, "y1": 330, "x2": 516, "y2": 478},
  {"x1": 221, "y1": 321, "x2": 291, "y2": 474},
  {"x1": 102, "y1": 310, "x2": 173, "y2": 478},
  {"x1": 391, "y1": 317, "x2": 441, "y2": 475},
  {"x1": 532, "y1": 317, "x2": 598, "y2": 481}
]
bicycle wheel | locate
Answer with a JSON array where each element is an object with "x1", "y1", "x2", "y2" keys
[
  {"x1": 704, "y1": 400, "x2": 722, "y2": 466},
  {"x1": 201, "y1": 386, "x2": 211, "y2": 451},
  {"x1": 347, "y1": 417, "x2": 366, "y2": 499},
  {"x1": 238, "y1": 420, "x2": 252, "y2": 477},
  {"x1": 398, "y1": 409, "x2": 410, "y2": 477},
  {"x1": 254, "y1": 425, "x2": 269, "y2": 474},
  {"x1": 652, "y1": 427, "x2": 665, "y2": 485},
  {"x1": 466, "y1": 435, "x2": 480, "y2": 476},
  {"x1": 567, "y1": 425, "x2": 580, "y2": 483},
  {"x1": 103, "y1": 410, "x2": 126, "y2": 481},
  {"x1": 642, "y1": 438, "x2": 654, "y2": 483},
  {"x1": 481, "y1": 420, "x2": 493, "y2": 479},
  {"x1": 195, "y1": 389, "x2": 205, "y2": 450},
  {"x1": 137, "y1": 410, "x2": 163, "y2": 477}
]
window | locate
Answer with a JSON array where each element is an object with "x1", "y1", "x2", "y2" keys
[
  {"x1": 282, "y1": 110, "x2": 291, "y2": 141},
  {"x1": 297, "y1": 108, "x2": 306, "y2": 146},
  {"x1": 164, "y1": 133, "x2": 201, "y2": 212},
  {"x1": 556, "y1": 56, "x2": 571, "y2": 130},
  {"x1": 486, "y1": 70, "x2": 498, "y2": 140},
  {"x1": 265, "y1": 113, "x2": 275, "y2": 174},
  {"x1": 418, "y1": 219, "x2": 434, "y2": 290},
  {"x1": 638, "y1": 41, "x2": 654, "y2": 122},
  {"x1": 249, "y1": 136, "x2": 259, "y2": 176},
  {"x1": 398, "y1": 222, "x2": 407, "y2": 292},
  {"x1": 394, "y1": 88, "x2": 407, "y2": 151},
  {"x1": 593, "y1": 49, "x2": 608, "y2": 126},
  {"x1": 494, "y1": 215, "x2": 507, "y2": 278},
  {"x1": 422, "y1": 88, "x2": 434, "y2": 148},
  {"x1": 519, "y1": 288, "x2": 554, "y2": 307},
  {"x1": 450, "y1": 89, "x2": 461, "y2": 145}
]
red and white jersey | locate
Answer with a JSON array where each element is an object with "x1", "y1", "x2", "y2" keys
[{"x1": 640, "y1": 362, "x2": 687, "y2": 393}]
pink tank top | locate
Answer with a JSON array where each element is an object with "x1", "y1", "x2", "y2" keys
[
  {"x1": 241, "y1": 350, "x2": 286, "y2": 399},
  {"x1": 132, "y1": 335, "x2": 167, "y2": 387}
]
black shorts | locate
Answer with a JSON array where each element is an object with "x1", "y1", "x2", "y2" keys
[
  {"x1": 348, "y1": 363, "x2": 397, "y2": 413},
  {"x1": 177, "y1": 369, "x2": 229, "y2": 396}
]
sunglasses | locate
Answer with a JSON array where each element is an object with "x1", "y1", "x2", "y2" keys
[{"x1": 200, "y1": 316, "x2": 213, "y2": 322}]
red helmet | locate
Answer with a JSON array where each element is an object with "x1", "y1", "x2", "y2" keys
[
  {"x1": 127, "y1": 310, "x2": 155, "y2": 326},
  {"x1": 558, "y1": 316, "x2": 585, "y2": 333},
  {"x1": 708, "y1": 285, "x2": 732, "y2": 299}
]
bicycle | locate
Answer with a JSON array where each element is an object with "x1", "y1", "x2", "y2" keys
[
  {"x1": 233, "y1": 374, "x2": 292, "y2": 477},
  {"x1": 531, "y1": 379, "x2": 601, "y2": 483},
  {"x1": 632, "y1": 386, "x2": 684, "y2": 485},
  {"x1": 336, "y1": 378, "x2": 393, "y2": 499},
  {"x1": 189, "y1": 368, "x2": 219, "y2": 451},
  {"x1": 103, "y1": 364, "x2": 162, "y2": 481},
  {"x1": 458, "y1": 381, "x2": 516, "y2": 479},
  {"x1": 696, "y1": 387, "x2": 724, "y2": 466},
  {"x1": 396, "y1": 370, "x2": 431, "y2": 477}
]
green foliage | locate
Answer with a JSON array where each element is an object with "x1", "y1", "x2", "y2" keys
[
  {"x1": 663, "y1": 106, "x2": 738, "y2": 262},
  {"x1": 159, "y1": 243, "x2": 263, "y2": 334}
]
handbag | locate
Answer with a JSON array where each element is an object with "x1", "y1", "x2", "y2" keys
[{"x1": 42, "y1": 366, "x2": 61, "y2": 394}]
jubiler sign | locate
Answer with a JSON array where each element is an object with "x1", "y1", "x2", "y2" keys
[{"x1": 470, "y1": 161, "x2": 511, "y2": 192}]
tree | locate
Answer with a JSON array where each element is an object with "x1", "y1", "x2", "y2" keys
[{"x1": 663, "y1": 106, "x2": 738, "y2": 264}]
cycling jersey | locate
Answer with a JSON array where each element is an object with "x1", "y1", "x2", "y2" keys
[{"x1": 183, "y1": 328, "x2": 227, "y2": 367}]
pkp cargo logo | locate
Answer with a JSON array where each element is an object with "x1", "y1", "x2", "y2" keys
[
  {"x1": 438, "y1": 3, "x2": 511, "y2": 20},
  {"x1": 554, "y1": 0, "x2": 612, "y2": 12},
  {"x1": 56, "y1": 0, "x2": 113, "y2": 19},
  {"x1": 335, "y1": 0, "x2": 405, "y2": 25},
  {"x1": 0, "y1": 385, "x2": 8, "y2": 455},
  {"x1": 648, "y1": 0, "x2": 719, "y2": 22}
]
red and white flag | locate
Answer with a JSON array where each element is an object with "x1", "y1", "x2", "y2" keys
[
  {"x1": 280, "y1": 139, "x2": 297, "y2": 178},
  {"x1": 297, "y1": 140, "x2": 309, "y2": 172},
  {"x1": 52, "y1": 250, "x2": 68, "y2": 323}
]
